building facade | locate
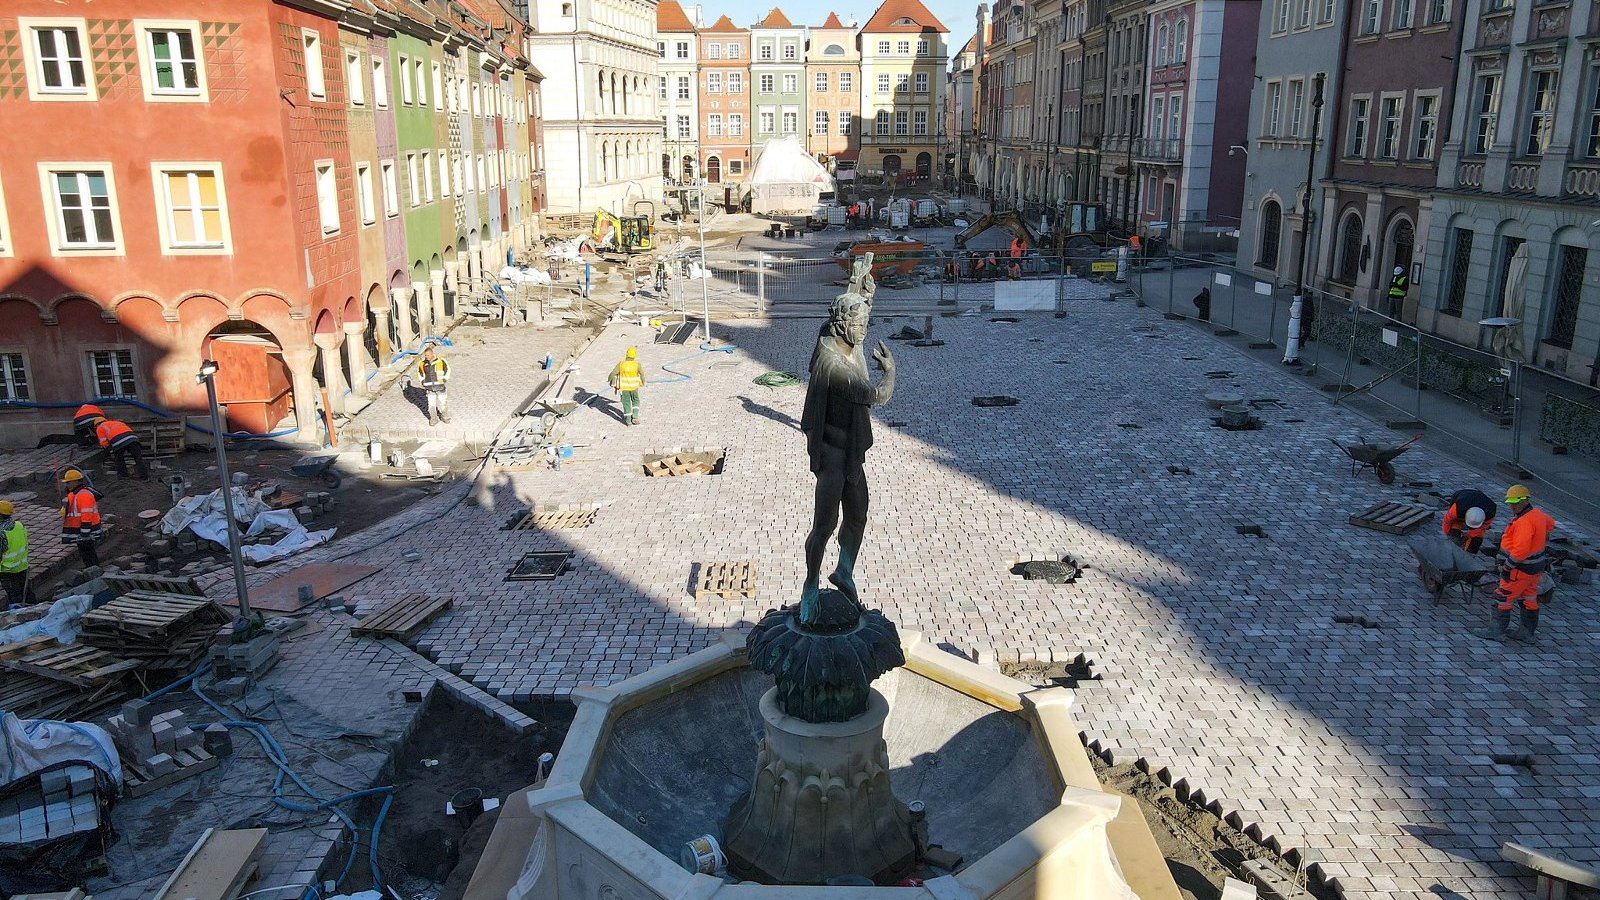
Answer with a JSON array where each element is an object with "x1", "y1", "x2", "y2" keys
[
  {"x1": 1420, "y1": 0, "x2": 1599, "y2": 383},
  {"x1": 750, "y1": 8, "x2": 806, "y2": 154},
  {"x1": 950, "y1": 29, "x2": 982, "y2": 189},
  {"x1": 697, "y1": 15, "x2": 752, "y2": 185},
  {"x1": 805, "y1": 13, "x2": 861, "y2": 167},
  {"x1": 1101, "y1": 0, "x2": 1146, "y2": 229},
  {"x1": 1237, "y1": 0, "x2": 1348, "y2": 286},
  {"x1": 859, "y1": 0, "x2": 950, "y2": 179},
  {"x1": 528, "y1": 0, "x2": 662, "y2": 213},
  {"x1": 658, "y1": 0, "x2": 700, "y2": 183}
]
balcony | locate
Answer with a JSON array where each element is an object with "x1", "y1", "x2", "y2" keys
[
  {"x1": 1566, "y1": 162, "x2": 1600, "y2": 199},
  {"x1": 1134, "y1": 137, "x2": 1182, "y2": 163}
]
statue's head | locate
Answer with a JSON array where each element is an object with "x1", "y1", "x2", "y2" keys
[{"x1": 827, "y1": 292, "x2": 871, "y2": 347}]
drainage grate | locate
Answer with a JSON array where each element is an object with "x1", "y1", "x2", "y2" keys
[
  {"x1": 1248, "y1": 398, "x2": 1287, "y2": 410},
  {"x1": 504, "y1": 505, "x2": 599, "y2": 531},
  {"x1": 695, "y1": 560, "x2": 758, "y2": 601},
  {"x1": 1235, "y1": 524, "x2": 1268, "y2": 538},
  {"x1": 1489, "y1": 753, "x2": 1536, "y2": 771},
  {"x1": 972, "y1": 395, "x2": 1021, "y2": 407},
  {"x1": 507, "y1": 551, "x2": 573, "y2": 581},
  {"x1": 640, "y1": 450, "x2": 725, "y2": 476},
  {"x1": 1010, "y1": 555, "x2": 1086, "y2": 584},
  {"x1": 1117, "y1": 423, "x2": 1142, "y2": 429},
  {"x1": 1211, "y1": 415, "x2": 1263, "y2": 431}
]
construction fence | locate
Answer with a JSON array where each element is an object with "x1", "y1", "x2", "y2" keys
[{"x1": 1131, "y1": 254, "x2": 1600, "y2": 520}]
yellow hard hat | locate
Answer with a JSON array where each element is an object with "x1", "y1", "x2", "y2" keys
[
  {"x1": 63, "y1": 470, "x2": 84, "y2": 483},
  {"x1": 92, "y1": 416, "x2": 106, "y2": 425},
  {"x1": 626, "y1": 347, "x2": 638, "y2": 359},
  {"x1": 0, "y1": 500, "x2": 12, "y2": 516},
  {"x1": 1506, "y1": 484, "x2": 1531, "y2": 504}
]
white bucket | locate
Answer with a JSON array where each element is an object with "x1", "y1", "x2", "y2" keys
[{"x1": 681, "y1": 834, "x2": 727, "y2": 875}]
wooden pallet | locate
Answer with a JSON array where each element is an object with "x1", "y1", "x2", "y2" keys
[
  {"x1": 644, "y1": 455, "x2": 714, "y2": 477},
  {"x1": 128, "y1": 418, "x2": 186, "y2": 458},
  {"x1": 0, "y1": 641, "x2": 141, "y2": 689},
  {"x1": 153, "y1": 827, "x2": 267, "y2": 900},
  {"x1": 1349, "y1": 501, "x2": 1435, "y2": 535},
  {"x1": 103, "y1": 573, "x2": 204, "y2": 598},
  {"x1": 0, "y1": 670, "x2": 130, "y2": 721},
  {"x1": 124, "y1": 748, "x2": 219, "y2": 798},
  {"x1": 351, "y1": 594, "x2": 454, "y2": 639},
  {"x1": 696, "y1": 560, "x2": 757, "y2": 601},
  {"x1": 509, "y1": 505, "x2": 598, "y2": 530}
]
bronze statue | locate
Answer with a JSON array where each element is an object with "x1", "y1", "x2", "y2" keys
[{"x1": 798, "y1": 252, "x2": 895, "y2": 624}]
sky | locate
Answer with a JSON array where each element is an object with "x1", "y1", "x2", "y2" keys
[{"x1": 686, "y1": 0, "x2": 979, "y2": 55}]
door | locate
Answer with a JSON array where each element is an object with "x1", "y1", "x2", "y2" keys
[{"x1": 707, "y1": 155, "x2": 721, "y2": 183}]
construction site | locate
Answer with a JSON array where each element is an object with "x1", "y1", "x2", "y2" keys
[{"x1": 2, "y1": 205, "x2": 1599, "y2": 900}]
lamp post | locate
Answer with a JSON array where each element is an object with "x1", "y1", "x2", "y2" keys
[
  {"x1": 697, "y1": 178, "x2": 712, "y2": 343},
  {"x1": 197, "y1": 360, "x2": 252, "y2": 624},
  {"x1": 1284, "y1": 72, "x2": 1326, "y2": 365}
]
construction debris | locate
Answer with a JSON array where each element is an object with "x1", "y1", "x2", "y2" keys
[{"x1": 105, "y1": 704, "x2": 219, "y2": 797}]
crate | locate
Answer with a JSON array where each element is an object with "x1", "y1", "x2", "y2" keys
[{"x1": 696, "y1": 560, "x2": 757, "y2": 601}]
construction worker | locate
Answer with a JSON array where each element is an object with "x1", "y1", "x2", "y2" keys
[
  {"x1": 59, "y1": 470, "x2": 102, "y2": 568},
  {"x1": 94, "y1": 416, "x2": 149, "y2": 479},
  {"x1": 609, "y1": 347, "x2": 645, "y2": 426},
  {"x1": 1473, "y1": 484, "x2": 1555, "y2": 643},
  {"x1": 1, "y1": 500, "x2": 34, "y2": 606},
  {"x1": 1129, "y1": 233, "x2": 1142, "y2": 261},
  {"x1": 1442, "y1": 488, "x2": 1496, "y2": 554},
  {"x1": 1386, "y1": 266, "x2": 1408, "y2": 318},
  {"x1": 73, "y1": 403, "x2": 105, "y2": 447},
  {"x1": 417, "y1": 344, "x2": 451, "y2": 426}
]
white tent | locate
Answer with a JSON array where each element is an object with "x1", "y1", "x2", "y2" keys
[{"x1": 747, "y1": 136, "x2": 835, "y2": 215}]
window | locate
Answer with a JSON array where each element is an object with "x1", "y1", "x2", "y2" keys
[
  {"x1": 1321, "y1": 0, "x2": 1337, "y2": 21},
  {"x1": 783, "y1": 42, "x2": 797, "y2": 60},
  {"x1": 1473, "y1": 73, "x2": 1501, "y2": 154},
  {"x1": 1157, "y1": 24, "x2": 1169, "y2": 65},
  {"x1": 728, "y1": 43, "x2": 740, "y2": 59},
  {"x1": 660, "y1": 76, "x2": 668, "y2": 100},
  {"x1": 314, "y1": 161, "x2": 339, "y2": 232},
  {"x1": 729, "y1": 113, "x2": 743, "y2": 135},
  {"x1": 1523, "y1": 70, "x2": 1558, "y2": 156},
  {"x1": 471, "y1": 82, "x2": 480, "y2": 116},
  {"x1": 155, "y1": 167, "x2": 227, "y2": 251},
  {"x1": 840, "y1": 111, "x2": 853, "y2": 135},
  {"x1": 439, "y1": 152, "x2": 451, "y2": 197},
  {"x1": 1379, "y1": 95, "x2": 1402, "y2": 159},
  {"x1": 357, "y1": 163, "x2": 376, "y2": 224},
  {"x1": 1288, "y1": 79, "x2": 1306, "y2": 136},
  {"x1": 917, "y1": 39, "x2": 929, "y2": 55},
  {"x1": 303, "y1": 30, "x2": 325, "y2": 99},
  {"x1": 760, "y1": 74, "x2": 774, "y2": 93},
  {"x1": 1297, "y1": 0, "x2": 1312, "y2": 28},
  {"x1": 914, "y1": 109, "x2": 928, "y2": 135},
  {"x1": 1274, "y1": 0, "x2": 1290, "y2": 31},
  {"x1": 709, "y1": 113, "x2": 723, "y2": 137},
  {"x1": 729, "y1": 160, "x2": 744, "y2": 175},
  {"x1": 814, "y1": 110, "x2": 829, "y2": 134},
  {"x1": 25, "y1": 21, "x2": 90, "y2": 97},
  {"x1": 815, "y1": 72, "x2": 828, "y2": 92},
  {"x1": 1360, "y1": 0, "x2": 1381, "y2": 34},
  {"x1": 760, "y1": 110, "x2": 774, "y2": 133},
  {"x1": 406, "y1": 153, "x2": 420, "y2": 206},
  {"x1": 1443, "y1": 227, "x2": 1472, "y2": 315},
  {"x1": 463, "y1": 150, "x2": 475, "y2": 191},
  {"x1": 658, "y1": 41, "x2": 666, "y2": 58},
  {"x1": 729, "y1": 73, "x2": 743, "y2": 93},
  {"x1": 89, "y1": 350, "x2": 137, "y2": 398},
  {"x1": 373, "y1": 56, "x2": 388, "y2": 108},
  {"x1": 0, "y1": 354, "x2": 28, "y2": 402},
  {"x1": 1413, "y1": 94, "x2": 1438, "y2": 159},
  {"x1": 1427, "y1": 0, "x2": 1449, "y2": 23},
  {"x1": 783, "y1": 109, "x2": 797, "y2": 132},
  {"x1": 1264, "y1": 81, "x2": 1283, "y2": 137},
  {"x1": 1547, "y1": 246, "x2": 1587, "y2": 349},
  {"x1": 1347, "y1": 96, "x2": 1370, "y2": 156},
  {"x1": 708, "y1": 72, "x2": 722, "y2": 93},
  {"x1": 840, "y1": 72, "x2": 852, "y2": 92},
  {"x1": 1152, "y1": 96, "x2": 1166, "y2": 140},
  {"x1": 413, "y1": 60, "x2": 426, "y2": 106},
  {"x1": 47, "y1": 169, "x2": 118, "y2": 250},
  {"x1": 381, "y1": 160, "x2": 398, "y2": 215},
  {"x1": 677, "y1": 41, "x2": 690, "y2": 60},
  {"x1": 143, "y1": 26, "x2": 202, "y2": 98},
  {"x1": 678, "y1": 76, "x2": 690, "y2": 100},
  {"x1": 1588, "y1": 67, "x2": 1600, "y2": 158},
  {"x1": 878, "y1": 73, "x2": 891, "y2": 93},
  {"x1": 1258, "y1": 200, "x2": 1283, "y2": 269},
  {"x1": 708, "y1": 43, "x2": 722, "y2": 59},
  {"x1": 1174, "y1": 20, "x2": 1188, "y2": 61},
  {"x1": 916, "y1": 72, "x2": 929, "y2": 93},
  {"x1": 896, "y1": 73, "x2": 909, "y2": 93},
  {"x1": 876, "y1": 109, "x2": 890, "y2": 134},
  {"x1": 1337, "y1": 213, "x2": 1363, "y2": 283},
  {"x1": 783, "y1": 73, "x2": 797, "y2": 93},
  {"x1": 476, "y1": 154, "x2": 486, "y2": 189},
  {"x1": 345, "y1": 50, "x2": 364, "y2": 106},
  {"x1": 759, "y1": 42, "x2": 773, "y2": 61},
  {"x1": 897, "y1": 40, "x2": 910, "y2": 55},
  {"x1": 1169, "y1": 94, "x2": 1181, "y2": 141},
  {"x1": 1392, "y1": 0, "x2": 1413, "y2": 29},
  {"x1": 895, "y1": 109, "x2": 909, "y2": 135},
  {"x1": 432, "y1": 63, "x2": 443, "y2": 111},
  {"x1": 0, "y1": 174, "x2": 10, "y2": 256},
  {"x1": 398, "y1": 54, "x2": 412, "y2": 104},
  {"x1": 877, "y1": 40, "x2": 890, "y2": 55},
  {"x1": 677, "y1": 114, "x2": 691, "y2": 138},
  {"x1": 422, "y1": 151, "x2": 434, "y2": 202}
]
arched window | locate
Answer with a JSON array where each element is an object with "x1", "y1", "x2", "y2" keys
[
  {"x1": 1174, "y1": 19, "x2": 1188, "y2": 63},
  {"x1": 1258, "y1": 200, "x2": 1282, "y2": 269},
  {"x1": 609, "y1": 72, "x2": 618, "y2": 114},
  {"x1": 1338, "y1": 212, "x2": 1364, "y2": 284},
  {"x1": 1156, "y1": 24, "x2": 1169, "y2": 66},
  {"x1": 824, "y1": 44, "x2": 845, "y2": 56},
  {"x1": 601, "y1": 142, "x2": 610, "y2": 181}
]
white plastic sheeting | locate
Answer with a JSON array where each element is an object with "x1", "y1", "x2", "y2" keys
[
  {"x1": 162, "y1": 488, "x2": 335, "y2": 565},
  {"x1": 500, "y1": 266, "x2": 553, "y2": 285},
  {"x1": 748, "y1": 137, "x2": 835, "y2": 214},
  {"x1": 0, "y1": 713, "x2": 121, "y2": 789},
  {"x1": 0, "y1": 595, "x2": 93, "y2": 648}
]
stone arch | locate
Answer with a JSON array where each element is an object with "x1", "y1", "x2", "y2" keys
[
  {"x1": 109, "y1": 290, "x2": 174, "y2": 321},
  {"x1": 48, "y1": 293, "x2": 107, "y2": 322},
  {"x1": 1335, "y1": 207, "x2": 1364, "y2": 285},
  {"x1": 1257, "y1": 197, "x2": 1284, "y2": 271},
  {"x1": 1380, "y1": 211, "x2": 1415, "y2": 290},
  {"x1": 0, "y1": 294, "x2": 49, "y2": 322}
]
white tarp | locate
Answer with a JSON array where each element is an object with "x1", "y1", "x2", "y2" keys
[
  {"x1": 0, "y1": 713, "x2": 121, "y2": 789},
  {"x1": 0, "y1": 595, "x2": 93, "y2": 648},
  {"x1": 748, "y1": 137, "x2": 835, "y2": 214},
  {"x1": 994, "y1": 281, "x2": 1056, "y2": 311},
  {"x1": 162, "y1": 488, "x2": 333, "y2": 564},
  {"x1": 500, "y1": 265, "x2": 552, "y2": 285}
]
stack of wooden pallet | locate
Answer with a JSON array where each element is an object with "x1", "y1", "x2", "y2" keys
[
  {"x1": 128, "y1": 418, "x2": 186, "y2": 458},
  {"x1": 0, "y1": 636, "x2": 140, "y2": 720},
  {"x1": 79, "y1": 591, "x2": 229, "y2": 677},
  {"x1": 643, "y1": 454, "x2": 716, "y2": 477}
]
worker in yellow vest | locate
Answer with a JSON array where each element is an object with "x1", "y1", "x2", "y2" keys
[
  {"x1": 609, "y1": 347, "x2": 646, "y2": 426},
  {"x1": 1, "y1": 500, "x2": 35, "y2": 606}
]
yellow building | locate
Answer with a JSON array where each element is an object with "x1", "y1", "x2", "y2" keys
[{"x1": 857, "y1": 0, "x2": 948, "y2": 181}]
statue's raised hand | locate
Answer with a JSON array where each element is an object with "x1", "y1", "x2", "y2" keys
[{"x1": 871, "y1": 340, "x2": 894, "y2": 373}]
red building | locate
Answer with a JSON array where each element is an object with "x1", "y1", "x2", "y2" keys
[{"x1": 1, "y1": 1, "x2": 359, "y2": 445}]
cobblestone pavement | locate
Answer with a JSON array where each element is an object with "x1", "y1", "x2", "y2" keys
[
  {"x1": 0, "y1": 444, "x2": 88, "y2": 485},
  {"x1": 248, "y1": 294, "x2": 1596, "y2": 900},
  {"x1": 341, "y1": 321, "x2": 593, "y2": 445},
  {"x1": 0, "y1": 490, "x2": 72, "y2": 575}
]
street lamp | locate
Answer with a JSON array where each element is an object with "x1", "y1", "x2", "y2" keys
[
  {"x1": 1284, "y1": 72, "x2": 1326, "y2": 365},
  {"x1": 697, "y1": 178, "x2": 712, "y2": 343},
  {"x1": 196, "y1": 360, "x2": 252, "y2": 624}
]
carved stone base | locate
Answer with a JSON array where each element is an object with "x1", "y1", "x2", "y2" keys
[{"x1": 723, "y1": 687, "x2": 915, "y2": 885}]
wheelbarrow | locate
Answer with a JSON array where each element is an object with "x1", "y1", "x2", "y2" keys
[
  {"x1": 1329, "y1": 433, "x2": 1422, "y2": 484},
  {"x1": 289, "y1": 453, "x2": 342, "y2": 489},
  {"x1": 1410, "y1": 536, "x2": 1492, "y2": 604}
]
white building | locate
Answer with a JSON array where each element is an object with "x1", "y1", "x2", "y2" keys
[
  {"x1": 657, "y1": 0, "x2": 701, "y2": 182},
  {"x1": 529, "y1": 0, "x2": 664, "y2": 213}
]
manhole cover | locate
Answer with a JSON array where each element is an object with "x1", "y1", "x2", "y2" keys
[
  {"x1": 972, "y1": 395, "x2": 1021, "y2": 407},
  {"x1": 507, "y1": 551, "x2": 573, "y2": 581},
  {"x1": 1011, "y1": 556, "x2": 1085, "y2": 584},
  {"x1": 990, "y1": 316, "x2": 1020, "y2": 323}
]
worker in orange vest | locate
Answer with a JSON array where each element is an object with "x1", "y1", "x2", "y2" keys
[
  {"x1": 1441, "y1": 488, "x2": 1496, "y2": 553},
  {"x1": 94, "y1": 416, "x2": 149, "y2": 479},
  {"x1": 1473, "y1": 484, "x2": 1555, "y2": 643},
  {"x1": 59, "y1": 470, "x2": 103, "y2": 568},
  {"x1": 73, "y1": 403, "x2": 106, "y2": 447}
]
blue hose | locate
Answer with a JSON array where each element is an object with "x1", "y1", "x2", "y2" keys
[
  {"x1": 0, "y1": 396, "x2": 298, "y2": 439},
  {"x1": 653, "y1": 342, "x2": 735, "y2": 384}
]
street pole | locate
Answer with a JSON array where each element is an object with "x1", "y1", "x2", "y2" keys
[
  {"x1": 198, "y1": 361, "x2": 252, "y2": 625},
  {"x1": 1285, "y1": 73, "x2": 1325, "y2": 366},
  {"x1": 698, "y1": 179, "x2": 712, "y2": 343}
]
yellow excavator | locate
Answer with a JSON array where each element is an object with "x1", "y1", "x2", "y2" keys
[{"x1": 590, "y1": 202, "x2": 655, "y2": 260}]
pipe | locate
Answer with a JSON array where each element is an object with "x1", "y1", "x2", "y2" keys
[{"x1": 0, "y1": 397, "x2": 297, "y2": 439}]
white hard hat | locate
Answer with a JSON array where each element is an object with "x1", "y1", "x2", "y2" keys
[
  {"x1": 1465, "y1": 507, "x2": 1486, "y2": 529},
  {"x1": 1394, "y1": 266, "x2": 1404, "y2": 276}
]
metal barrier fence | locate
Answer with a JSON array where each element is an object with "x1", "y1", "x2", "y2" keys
[{"x1": 1131, "y1": 253, "x2": 1600, "y2": 520}]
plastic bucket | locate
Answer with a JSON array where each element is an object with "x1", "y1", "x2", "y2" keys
[{"x1": 681, "y1": 834, "x2": 726, "y2": 875}]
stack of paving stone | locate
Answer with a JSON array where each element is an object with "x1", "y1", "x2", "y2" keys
[
  {"x1": 105, "y1": 700, "x2": 218, "y2": 795},
  {"x1": 0, "y1": 764, "x2": 101, "y2": 846},
  {"x1": 207, "y1": 629, "x2": 280, "y2": 681}
]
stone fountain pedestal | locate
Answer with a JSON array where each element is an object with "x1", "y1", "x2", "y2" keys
[{"x1": 723, "y1": 687, "x2": 914, "y2": 884}]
